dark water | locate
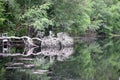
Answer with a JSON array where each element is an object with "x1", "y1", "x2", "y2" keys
[{"x1": 0, "y1": 38, "x2": 120, "y2": 80}]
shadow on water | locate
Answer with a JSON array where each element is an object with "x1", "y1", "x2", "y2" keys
[{"x1": 1, "y1": 37, "x2": 120, "y2": 80}]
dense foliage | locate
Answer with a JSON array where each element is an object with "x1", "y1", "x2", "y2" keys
[{"x1": 0, "y1": 0, "x2": 120, "y2": 36}]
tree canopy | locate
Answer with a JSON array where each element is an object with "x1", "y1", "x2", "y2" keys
[{"x1": 0, "y1": 0, "x2": 120, "y2": 36}]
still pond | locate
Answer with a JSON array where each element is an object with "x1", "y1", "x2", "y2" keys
[{"x1": 0, "y1": 37, "x2": 120, "y2": 80}]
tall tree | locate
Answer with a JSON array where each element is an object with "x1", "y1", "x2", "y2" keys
[
  {"x1": 20, "y1": 2, "x2": 53, "y2": 37},
  {"x1": 52, "y1": 0, "x2": 92, "y2": 35},
  {"x1": 0, "y1": 0, "x2": 5, "y2": 33},
  {"x1": 1, "y1": 0, "x2": 21, "y2": 35}
]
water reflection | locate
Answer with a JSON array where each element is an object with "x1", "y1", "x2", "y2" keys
[
  {"x1": 50, "y1": 38, "x2": 120, "y2": 80},
  {"x1": 1, "y1": 38, "x2": 120, "y2": 80},
  {"x1": 0, "y1": 45, "x2": 74, "y2": 80},
  {"x1": 23, "y1": 47, "x2": 74, "y2": 62}
]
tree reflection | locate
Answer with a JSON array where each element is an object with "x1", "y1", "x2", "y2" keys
[
  {"x1": 51, "y1": 38, "x2": 120, "y2": 80},
  {"x1": 1, "y1": 38, "x2": 120, "y2": 80},
  {"x1": 0, "y1": 45, "x2": 74, "y2": 80}
]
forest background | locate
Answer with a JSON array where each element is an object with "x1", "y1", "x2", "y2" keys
[{"x1": 0, "y1": 0, "x2": 120, "y2": 37}]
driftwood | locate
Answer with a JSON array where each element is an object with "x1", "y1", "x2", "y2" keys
[
  {"x1": 33, "y1": 70, "x2": 48, "y2": 74},
  {"x1": 57, "y1": 32, "x2": 74, "y2": 47},
  {"x1": 0, "y1": 47, "x2": 73, "y2": 62},
  {"x1": 41, "y1": 37, "x2": 60, "y2": 48},
  {"x1": 24, "y1": 64, "x2": 35, "y2": 69},
  {"x1": 17, "y1": 58, "x2": 34, "y2": 61},
  {"x1": 23, "y1": 36, "x2": 38, "y2": 47},
  {"x1": 0, "y1": 32, "x2": 74, "y2": 60},
  {"x1": 6, "y1": 64, "x2": 35, "y2": 70},
  {"x1": 19, "y1": 69, "x2": 49, "y2": 74},
  {"x1": 40, "y1": 47, "x2": 74, "y2": 61},
  {"x1": 5, "y1": 62, "x2": 24, "y2": 67},
  {"x1": 0, "y1": 32, "x2": 73, "y2": 49},
  {"x1": 0, "y1": 53, "x2": 23, "y2": 57},
  {"x1": 41, "y1": 32, "x2": 74, "y2": 48},
  {"x1": 1, "y1": 47, "x2": 73, "y2": 63},
  {"x1": 6, "y1": 67, "x2": 21, "y2": 70},
  {"x1": 0, "y1": 53, "x2": 39, "y2": 58}
]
